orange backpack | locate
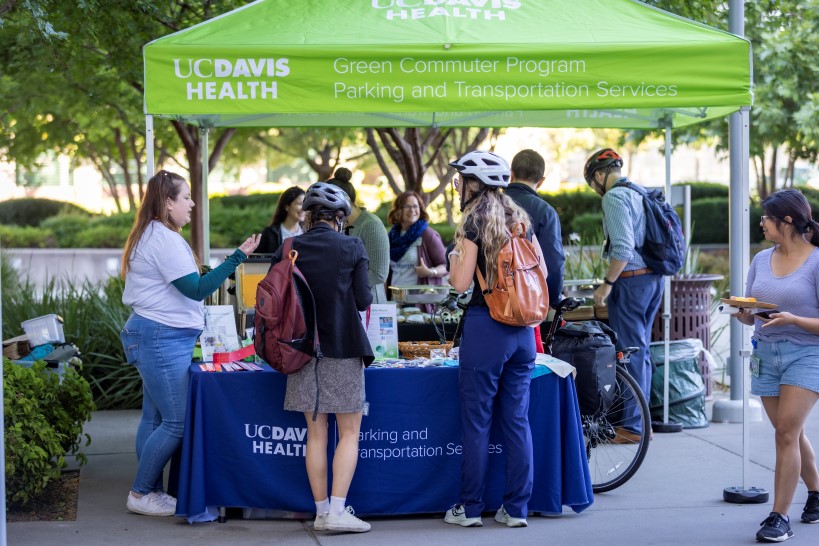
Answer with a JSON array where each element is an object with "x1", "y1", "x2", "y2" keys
[{"x1": 475, "y1": 224, "x2": 550, "y2": 327}]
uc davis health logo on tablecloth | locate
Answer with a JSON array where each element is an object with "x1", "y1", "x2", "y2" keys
[{"x1": 244, "y1": 424, "x2": 306, "y2": 457}]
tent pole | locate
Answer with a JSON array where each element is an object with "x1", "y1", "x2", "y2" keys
[
  {"x1": 201, "y1": 127, "x2": 210, "y2": 267},
  {"x1": 653, "y1": 125, "x2": 681, "y2": 434},
  {"x1": 722, "y1": 0, "x2": 766, "y2": 504},
  {"x1": 146, "y1": 115, "x2": 155, "y2": 177},
  {"x1": 663, "y1": 126, "x2": 671, "y2": 425}
]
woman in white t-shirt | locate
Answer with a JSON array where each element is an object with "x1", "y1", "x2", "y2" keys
[{"x1": 119, "y1": 170, "x2": 259, "y2": 517}]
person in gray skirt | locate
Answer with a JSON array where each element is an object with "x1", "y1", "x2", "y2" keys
[{"x1": 270, "y1": 181, "x2": 374, "y2": 533}]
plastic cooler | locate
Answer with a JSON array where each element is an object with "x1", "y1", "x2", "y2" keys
[{"x1": 21, "y1": 314, "x2": 65, "y2": 348}]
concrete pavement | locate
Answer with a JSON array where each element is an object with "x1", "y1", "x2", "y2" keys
[{"x1": 7, "y1": 396, "x2": 819, "y2": 546}]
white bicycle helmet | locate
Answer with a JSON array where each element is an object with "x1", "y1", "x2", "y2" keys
[
  {"x1": 449, "y1": 151, "x2": 511, "y2": 188},
  {"x1": 303, "y1": 181, "x2": 352, "y2": 216}
]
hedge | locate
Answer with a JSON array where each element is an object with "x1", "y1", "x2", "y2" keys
[{"x1": 0, "y1": 198, "x2": 91, "y2": 227}]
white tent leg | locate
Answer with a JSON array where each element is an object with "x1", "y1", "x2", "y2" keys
[
  {"x1": 201, "y1": 127, "x2": 210, "y2": 267},
  {"x1": 146, "y1": 115, "x2": 155, "y2": 177},
  {"x1": 663, "y1": 126, "x2": 672, "y2": 426}
]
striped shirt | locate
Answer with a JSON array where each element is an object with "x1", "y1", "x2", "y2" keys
[
  {"x1": 746, "y1": 246, "x2": 819, "y2": 345},
  {"x1": 601, "y1": 178, "x2": 647, "y2": 270}
]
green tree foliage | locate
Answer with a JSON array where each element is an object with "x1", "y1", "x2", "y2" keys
[{"x1": 643, "y1": 1, "x2": 819, "y2": 197}]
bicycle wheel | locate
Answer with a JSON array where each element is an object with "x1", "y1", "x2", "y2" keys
[{"x1": 584, "y1": 366, "x2": 650, "y2": 493}]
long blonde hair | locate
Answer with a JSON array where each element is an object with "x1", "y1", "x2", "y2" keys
[
  {"x1": 121, "y1": 170, "x2": 194, "y2": 277},
  {"x1": 453, "y1": 179, "x2": 531, "y2": 288}
]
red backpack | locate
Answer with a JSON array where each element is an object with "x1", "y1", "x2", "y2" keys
[
  {"x1": 475, "y1": 223, "x2": 550, "y2": 327},
  {"x1": 254, "y1": 238, "x2": 320, "y2": 373}
]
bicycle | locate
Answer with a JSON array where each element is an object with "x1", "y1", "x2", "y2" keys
[{"x1": 543, "y1": 297, "x2": 651, "y2": 493}]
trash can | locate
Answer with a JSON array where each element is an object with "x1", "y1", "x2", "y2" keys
[
  {"x1": 649, "y1": 339, "x2": 709, "y2": 429},
  {"x1": 651, "y1": 274, "x2": 723, "y2": 396}
]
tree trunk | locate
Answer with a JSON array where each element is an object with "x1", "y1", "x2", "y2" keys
[
  {"x1": 785, "y1": 152, "x2": 796, "y2": 188},
  {"x1": 767, "y1": 146, "x2": 778, "y2": 198},
  {"x1": 114, "y1": 128, "x2": 137, "y2": 211},
  {"x1": 171, "y1": 121, "x2": 236, "y2": 261}
]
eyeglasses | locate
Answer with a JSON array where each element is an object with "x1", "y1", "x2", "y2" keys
[
  {"x1": 402, "y1": 204, "x2": 420, "y2": 211},
  {"x1": 761, "y1": 215, "x2": 774, "y2": 223}
]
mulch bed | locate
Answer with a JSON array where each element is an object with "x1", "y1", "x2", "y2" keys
[{"x1": 6, "y1": 470, "x2": 80, "y2": 522}]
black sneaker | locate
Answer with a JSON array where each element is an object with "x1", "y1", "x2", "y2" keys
[
  {"x1": 756, "y1": 512, "x2": 793, "y2": 542},
  {"x1": 802, "y1": 491, "x2": 819, "y2": 524}
]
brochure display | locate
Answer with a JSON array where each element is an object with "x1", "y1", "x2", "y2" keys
[{"x1": 360, "y1": 304, "x2": 399, "y2": 360}]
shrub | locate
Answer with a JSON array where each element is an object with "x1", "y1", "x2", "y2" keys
[
  {"x1": 431, "y1": 223, "x2": 455, "y2": 245},
  {"x1": 73, "y1": 226, "x2": 131, "y2": 248},
  {"x1": 90, "y1": 211, "x2": 136, "y2": 229},
  {"x1": 4, "y1": 357, "x2": 95, "y2": 507},
  {"x1": 678, "y1": 182, "x2": 729, "y2": 201},
  {"x1": 0, "y1": 198, "x2": 91, "y2": 227},
  {"x1": 570, "y1": 212, "x2": 604, "y2": 240},
  {"x1": 213, "y1": 192, "x2": 282, "y2": 210},
  {"x1": 542, "y1": 189, "x2": 601, "y2": 243},
  {"x1": 0, "y1": 225, "x2": 56, "y2": 247},
  {"x1": 209, "y1": 205, "x2": 273, "y2": 247},
  {"x1": 40, "y1": 214, "x2": 91, "y2": 247}
]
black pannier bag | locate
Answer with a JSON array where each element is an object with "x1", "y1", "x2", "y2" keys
[{"x1": 551, "y1": 320, "x2": 617, "y2": 416}]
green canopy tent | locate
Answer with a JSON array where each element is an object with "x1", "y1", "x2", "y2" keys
[{"x1": 143, "y1": 0, "x2": 753, "y2": 428}]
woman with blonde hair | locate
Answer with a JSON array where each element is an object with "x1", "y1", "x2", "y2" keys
[
  {"x1": 120, "y1": 170, "x2": 259, "y2": 516},
  {"x1": 444, "y1": 151, "x2": 541, "y2": 529}
]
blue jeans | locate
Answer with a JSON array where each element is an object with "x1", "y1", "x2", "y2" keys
[
  {"x1": 120, "y1": 313, "x2": 201, "y2": 495},
  {"x1": 606, "y1": 273, "x2": 663, "y2": 434},
  {"x1": 458, "y1": 306, "x2": 536, "y2": 519}
]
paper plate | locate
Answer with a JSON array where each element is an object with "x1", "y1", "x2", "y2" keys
[{"x1": 720, "y1": 298, "x2": 777, "y2": 309}]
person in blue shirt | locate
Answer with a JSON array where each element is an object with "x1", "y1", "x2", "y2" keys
[{"x1": 585, "y1": 148, "x2": 663, "y2": 443}]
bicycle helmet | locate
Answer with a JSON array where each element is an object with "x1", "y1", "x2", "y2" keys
[
  {"x1": 583, "y1": 148, "x2": 623, "y2": 185},
  {"x1": 302, "y1": 181, "x2": 352, "y2": 216},
  {"x1": 449, "y1": 151, "x2": 511, "y2": 188}
]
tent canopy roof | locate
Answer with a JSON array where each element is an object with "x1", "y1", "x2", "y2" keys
[{"x1": 143, "y1": 0, "x2": 752, "y2": 129}]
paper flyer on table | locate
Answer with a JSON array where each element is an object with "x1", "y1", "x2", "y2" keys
[
  {"x1": 359, "y1": 304, "x2": 399, "y2": 360},
  {"x1": 535, "y1": 353, "x2": 576, "y2": 378},
  {"x1": 200, "y1": 305, "x2": 241, "y2": 362}
]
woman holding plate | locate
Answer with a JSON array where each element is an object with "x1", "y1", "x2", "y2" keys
[{"x1": 732, "y1": 189, "x2": 819, "y2": 542}]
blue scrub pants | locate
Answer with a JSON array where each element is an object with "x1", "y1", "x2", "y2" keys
[
  {"x1": 606, "y1": 273, "x2": 663, "y2": 434},
  {"x1": 458, "y1": 306, "x2": 536, "y2": 519}
]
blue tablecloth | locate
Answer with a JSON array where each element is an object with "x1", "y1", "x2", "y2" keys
[{"x1": 176, "y1": 365, "x2": 593, "y2": 521}]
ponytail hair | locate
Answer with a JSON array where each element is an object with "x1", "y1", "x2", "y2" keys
[{"x1": 808, "y1": 219, "x2": 819, "y2": 247}]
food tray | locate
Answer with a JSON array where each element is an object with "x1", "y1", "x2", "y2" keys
[
  {"x1": 389, "y1": 285, "x2": 450, "y2": 304},
  {"x1": 398, "y1": 340, "x2": 453, "y2": 359},
  {"x1": 720, "y1": 298, "x2": 777, "y2": 309}
]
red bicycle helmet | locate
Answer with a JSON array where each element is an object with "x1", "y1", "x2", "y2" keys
[{"x1": 584, "y1": 148, "x2": 623, "y2": 185}]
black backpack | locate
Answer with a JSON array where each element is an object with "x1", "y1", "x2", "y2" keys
[
  {"x1": 614, "y1": 180, "x2": 684, "y2": 276},
  {"x1": 551, "y1": 320, "x2": 617, "y2": 416}
]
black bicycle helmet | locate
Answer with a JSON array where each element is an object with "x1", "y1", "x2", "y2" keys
[
  {"x1": 302, "y1": 181, "x2": 352, "y2": 216},
  {"x1": 449, "y1": 150, "x2": 511, "y2": 187},
  {"x1": 584, "y1": 148, "x2": 624, "y2": 185}
]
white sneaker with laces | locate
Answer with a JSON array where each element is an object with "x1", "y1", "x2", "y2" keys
[
  {"x1": 155, "y1": 491, "x2": 177, "y2": 508},
  {"x1": 495, "y1": 505, "x2": 528, "y2": 527},
  {"x1": 126, "y1": 492, "x2": 175, "y2": 516},
  {"x1": 325, "y1": 506, "x2": 371, "y2": 533},
  {"x1": 444, "y1": 504, "x2": 483, "y2": 527},
  {"x1": 314, "y1": 512, "x2": 329, "y2": 531}
]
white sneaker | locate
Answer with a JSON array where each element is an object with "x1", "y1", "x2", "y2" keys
[
  {"x1": 444, "y1": 504, "x2": 483, "y2": 527},
  {"x1": 155, "y1": 491, "x2": 177, "y2": 509},
  {"x1": 314, "y1": 512, "x2": 328, "y2": 531},
  {"x1": 495, "y1": 505, "x2": 528, "y2": 528},
  {"x1": 127, "y1": 492, "x2": 175, "y2": 516},
  {"x1": 325, "y1": 506, "x2": 371, "y2": 533}
]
